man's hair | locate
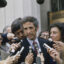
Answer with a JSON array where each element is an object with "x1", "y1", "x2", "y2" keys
[
  {"x1": 11, "y1": 18, "x2": 22, "y2": 34},
  {"x1": 22, "y1": 16, "x2": 39, "y2": 29}
]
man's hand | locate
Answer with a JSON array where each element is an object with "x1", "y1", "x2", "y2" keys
[
  {"x1": 9, "y1": 43, "x2": 21, "y2": 52},
  {"x1": 53, "y1": 41, "x2": 64, "y2": 52},
  {"x1": 7, "y1": 33, "x2": 15, "y2": 40},
  {"x1": 5, "y1": 54, "x2": 20, "y2": 64},
  {"x1": 47, "y1": 48, "x2": 62, "y2": 64},
  {"x1": 25, "y1": 53, "x2": 33, "y2": 64}
]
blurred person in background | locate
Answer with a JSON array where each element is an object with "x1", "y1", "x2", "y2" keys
[
  {"x1": 49, "y1": 23, "x2": 64, "y2": 51},
  {"x1": 1, "y1": 32, "x2": 15, "y2": 54},
  {"x1": 3, "y1": 26, "x2": 11, "y2": 34},
  {"x1": 11, "y1": 18, "x2": 24, "y2": 40},
  {"x1": 0, "y1": 0, "x2": 25, "y2": 64},
  {"x1": 39, "y1": 31, "x2": 49, "y2": 40},
  {"x1": 0, "y1": 0, "x2": 15, "y2": 60},
  {"x1": 48, "y1": 22, "x2": 64, "y2": 64},
  {"x1": 10, "y1": 18, "x2": 24, "y2": 52},
  {"x1": 50, "y1": 22, "x2": 64, "y2": 42}
]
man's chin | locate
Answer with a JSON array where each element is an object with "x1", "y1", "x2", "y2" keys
[{"x1": 27, "y1": 37, "x2": 35, "y2": 40}]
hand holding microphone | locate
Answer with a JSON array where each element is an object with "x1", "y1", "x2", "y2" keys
[
  {"x1": 43, "y1": 43, "x2": 62, "y2": 63},
  {"x1": 9, "y1": 42, "x2": 21, "y2": 54},
  {"x1": 9, "y1": 39, "x2": 23, "y2": 55},
  {"x1": 25, "y1": 53, "x2": 34, "y2": 64},
  {"x1": 4, "y1": 46, "x2": 24, "y2": 64},
  {"x1": 43, "y1": 43, "x2": 53, "y2": 50}
]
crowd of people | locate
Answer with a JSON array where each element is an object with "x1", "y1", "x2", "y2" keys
[
  {"x1": 0, "y1": 17, "x2": 64, "y2": 64},
  {"x1": 0, "y1": 0, "x2": 64, "y2": 64}
]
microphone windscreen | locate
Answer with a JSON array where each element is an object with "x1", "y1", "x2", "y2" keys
[
  {"x1": 0, "y1": 0, "x2": 7, "y2": 7},
  {"x1": 36, "y1": 0, "x2": 44, "y2": 4}
]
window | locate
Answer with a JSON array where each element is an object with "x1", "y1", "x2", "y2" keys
[{"x1": 51, "y1": 0, "x2": 64, "y2": 12}]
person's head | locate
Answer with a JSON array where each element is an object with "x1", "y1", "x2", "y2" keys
[
  {"x1": 39, "y1": 31, "x2": 49, "y2": 39},
  {"x1": 3, "y1": 26, "x2": 11, "y2": 34},
  {"x1": 11, "y1": 18, "x2": 24, "y2": 40},
  {"x1": 22, "y1": 16, "x2": 39, "y2": 40},
  {"x1": 50, "y1": 23, "x2": 64, "y2": 42}
]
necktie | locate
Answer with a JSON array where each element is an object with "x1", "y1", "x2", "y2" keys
[{"x1": 33, "y1": 41, "x2": 38, "y2": 54}]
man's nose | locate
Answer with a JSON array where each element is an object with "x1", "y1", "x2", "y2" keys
[
  {"x1": 27, "y1": 29, "x2": 31, "y2": 34},
  {"x1": 50, "y1": 33, "x2": 53, "y2": 37}
]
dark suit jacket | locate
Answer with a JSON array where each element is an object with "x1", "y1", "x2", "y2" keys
[{"x1": 15, "y1": 37, "x2": 56, "y2": 64}]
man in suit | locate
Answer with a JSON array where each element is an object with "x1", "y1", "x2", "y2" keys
[{"x1": 16, "y1": 16, "x2": 56, "y2": 64}]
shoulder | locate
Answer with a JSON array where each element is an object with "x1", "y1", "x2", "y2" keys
[
  {"x1": 38, "y1": 37, "x2": 49, "y2": 43},
  {"x1": 22, "y1": 38, "x2": 29, "y2": 46},
  {"x1": 38, "y1": 37, "x2": 54, "y2": 47}
]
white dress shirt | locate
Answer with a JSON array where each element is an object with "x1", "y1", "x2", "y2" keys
[{"x1": 27, "y1": 37, "x2": 41, "y2": 52}]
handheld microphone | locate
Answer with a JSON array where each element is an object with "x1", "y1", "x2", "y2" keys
[
  {"x1": 36, "y1": 57, "x2": 41, "y2": 64},
  {"x1": 15, "y1": 46, "x2": 24, "y2": 55},
  {"x1": 34, "y1": 43, "x2": 41, "y2": 54},
  {"x1": 0, "y1": 0, "x2": 7, "y2": 7},
  {"x1": 10, "y1": 40, "x2": 23, "y2": 56},
  {"x1": 43, "y1": 43, "x2": 52, "y2": 50},
  {"x1": 29, "y1": 46, "x2": 32, "y2": 53},
  {"x1": 12, "y1": 46, "x2": 24, "y2": 60}
]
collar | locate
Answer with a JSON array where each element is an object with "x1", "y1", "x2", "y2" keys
[{"x1": 27, "y1": 37, "x2": 40, "y2": 50}]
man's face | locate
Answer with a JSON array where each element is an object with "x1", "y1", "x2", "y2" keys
[
  {"x1": 40, "y1": 32, "x2": 49, "y2": 39},
  {"x1": 23, "y1": 22, "x2": 37, "y2": 40},
  {"x1": 15, "y1": 29, "x2": 24, "y2": 40}
]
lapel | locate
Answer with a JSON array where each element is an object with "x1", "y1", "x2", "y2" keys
[
  {"x1": 38, "y1": 37, "x2": 46, "y2": 53},
  {"x1": 38, "y1": 37, "x2": 43, "y2": 51},
  {"x1": 24, "y1": 38, "x2": 37, "y2": 54}
]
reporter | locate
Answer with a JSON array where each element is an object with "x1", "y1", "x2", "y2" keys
[
  {"x1": 53, "y1": 41, "x2": 64, "y2": 52},
  {"x1": 53, "y1": 41, "x2": 64, "y2": 62},
  {"x1": 47, "y1": 48, "x2": 62, "y2": 64},
  {"x1": 50, "y1": 23, "x2": 64, "y2": 42}
]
